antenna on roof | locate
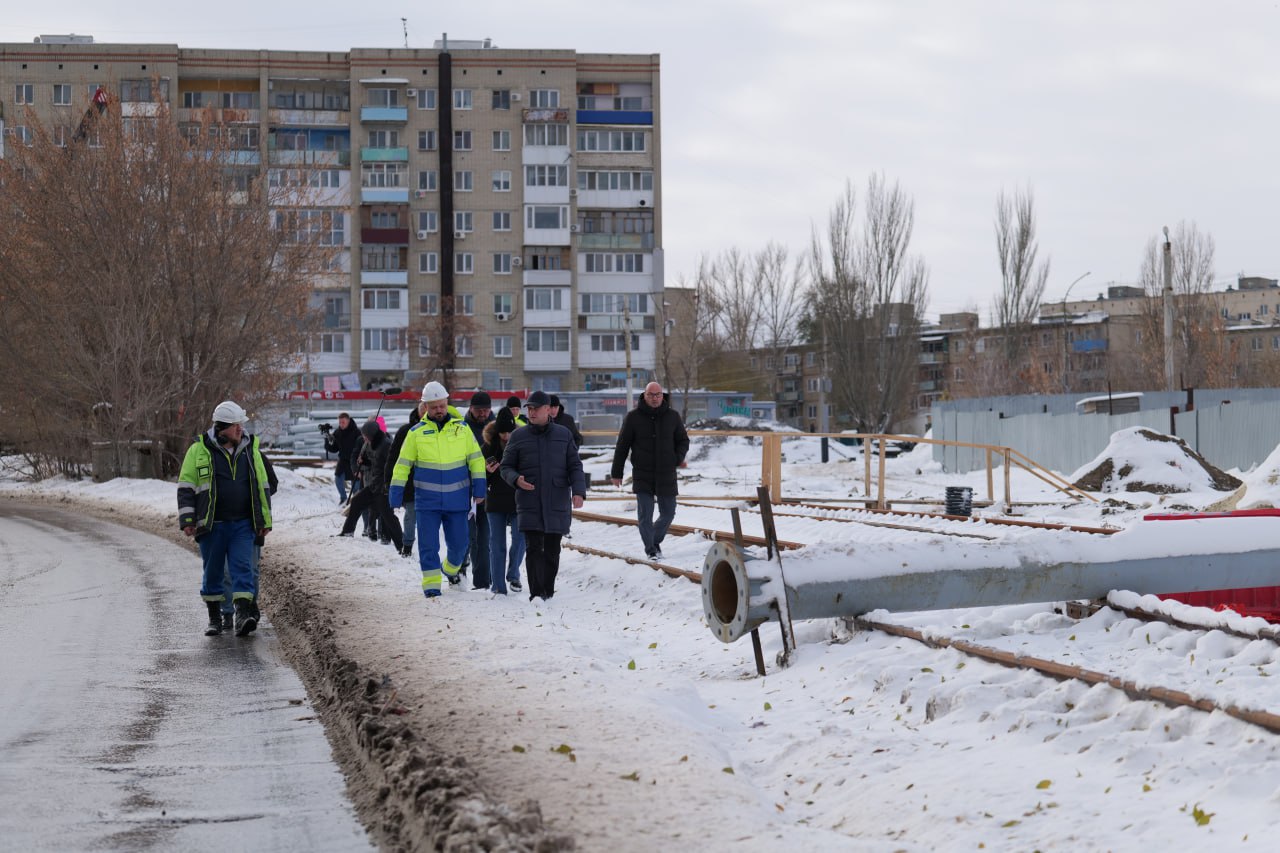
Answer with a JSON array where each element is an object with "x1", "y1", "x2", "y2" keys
[{"x1": 401, "y1": 18, "x2": 408, "y2": 49}]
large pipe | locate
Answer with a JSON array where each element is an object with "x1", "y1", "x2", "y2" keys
[{"x1": 702, "y1": 530, "x2": 1280, "y2": 644}]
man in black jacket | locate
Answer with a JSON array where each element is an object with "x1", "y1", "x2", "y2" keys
[
  {"x1": 462, "y1": 391, "x2": 495, "y2": 588},
  {"x1": 384, "y1": 403, "x2": 424, "y2": 557},
  {"x1": 548, "y1": 394, "x2": 583, "y2": 448},
  {"x1": 323, "y1": 412, "x2": 361, "y2": 504},
  {"x1": 337, "y1": 422, "x2": 403, "y2": 550},
  {"x1": 610, "y1": 382, "x2": 689, "y2": 560}
]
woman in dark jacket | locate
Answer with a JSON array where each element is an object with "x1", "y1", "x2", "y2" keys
[
  {"x1": 499, "y1": 391, "x2": 587, "y2": 600},
  {"x1": 482, "y1": 410, "x2": 525, "y2": 594},
  {"x1": 337, "y1": 422, "x2": 402, "y2": 549}
]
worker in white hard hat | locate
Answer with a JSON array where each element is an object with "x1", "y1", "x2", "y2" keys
[
  {"x1": 177, "y1": 400, "x2": 274, "y2": 637},
  {"x1": 389, "y1": 382, "x2": 486, "y2": 598}
]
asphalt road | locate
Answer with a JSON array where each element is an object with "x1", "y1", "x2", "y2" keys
[{"x1": 0, "y1": 501, "x2": 373, "y2": 852}]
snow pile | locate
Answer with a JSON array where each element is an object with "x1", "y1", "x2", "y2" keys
[
  {"x1": 1220, "y1": 440, "x2": 1280, "y2": 510},
  {"x1": 1070, "y1": 427, "x2": 1241, "y2": 494}
]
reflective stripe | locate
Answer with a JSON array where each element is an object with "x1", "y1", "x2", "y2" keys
[
  {"x1": 442, "y1": 559, "x2": 461, "y2": 578},
  {"x1": 421, "y1": 570, "x2": 442, "y2": 591},
  {"x1": 178, "y1": 504, "x2": 196, "y2": 515},
  {"x1": 192, "y1": 483, "x2": 210, "y2": 495},
  {"x1": 412, "y1": 479, "x2": 471, "y2": 493}
]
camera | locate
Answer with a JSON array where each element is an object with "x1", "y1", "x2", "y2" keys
[{"x1": 318, "y1": 423, "x2": 333, "y2": 434}]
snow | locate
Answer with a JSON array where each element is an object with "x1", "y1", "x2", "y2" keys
[{"x1": 5, "y1": 424, "x2": 1280, "y2": 849}]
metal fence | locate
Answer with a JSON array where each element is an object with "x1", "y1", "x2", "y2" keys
[{"x1": 932, "y1": 390, "x2": 1280, "y2": 475}]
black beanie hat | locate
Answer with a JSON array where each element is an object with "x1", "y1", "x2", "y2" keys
[
  {"x1": 470, "y1": 390, "x2": 492, "y2": 407},
  {"x1": 495, "y1": 407, "x2": 517, "y2": 433},
  {"x1": 506, "y1": 395, "x2": 522, "y2": 408}
]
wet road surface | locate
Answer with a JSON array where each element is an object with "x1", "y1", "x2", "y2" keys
[{"x1": 0, "y1": 501, "x2": 374, "y2": 851}]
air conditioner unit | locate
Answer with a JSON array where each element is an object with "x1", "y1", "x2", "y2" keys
[
  {"x1": 569, "y1": 188, "x2": 578, "y2": 197},
  {"x1": 407, "y1": 88, "x2": 418, "y2": 97},
  {"x1": 569, "y1": 224, "x2": 579, "y2": 233},
  {"x1": 511, "y1": 93, "x2": 523, "y2": 102},
  {"x1": 416, "y1": 230, "x2": 429, "y2": 240},
  {"x1": 511, "y1": 257, "x2": 522, "y2": 266},
  {"x1": 495, "y1": 312, "x2": 511, "y2": 322},
  {"x1": 454, "y1": 230, "x2": 467, "y2": 239},
  {"x1": 414, "y1": 189, "x2": 428, "y2": 198}
]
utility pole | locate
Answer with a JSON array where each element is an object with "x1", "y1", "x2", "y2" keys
[
  {"x1": 1059, "y1": 271, "x2": 1091, "y2": 394},
  {"x1": 1162, "y1": 226, "x2": 1175, "y2": 392},
  {"x1": 624, "y1": 298, "x2": 634, "y2": 410}
]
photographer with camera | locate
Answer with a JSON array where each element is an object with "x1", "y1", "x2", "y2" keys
[{"x1": 321, "y1": 412, "x2": 362, "y2": 505}]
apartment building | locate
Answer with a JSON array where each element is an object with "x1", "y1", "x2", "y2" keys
[{"x1": 0, "y1": 35, "x2": 662, "y2": 394}]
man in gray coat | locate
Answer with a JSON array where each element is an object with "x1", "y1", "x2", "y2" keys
[{"x1": 500, "y1": 390, "x2": 586, "y2": 601}]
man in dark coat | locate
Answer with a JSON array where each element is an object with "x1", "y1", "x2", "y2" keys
[
  {"x1": 500, "y1": 390, "x2": 586, "y2": 601},
  {"x1": 462, "y1": 391, "x2": 495, "y2": 588},
  {"x1": 548, "y1": 394, "x2": 584, "y2": 448},
  {"x1": 323, "y1": 412, "x2": 362, "y2": 504},
  {"x1": 384, "y1": 402, "x2": 424, "y2": 557},
  {"x1": 337, "y1": 421, "x2": 404, "y2": 550},
  {"x1": 610, "y1": 382, "x2": 690, "y2": 560}
]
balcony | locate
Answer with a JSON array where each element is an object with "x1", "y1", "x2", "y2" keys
[
  {"x1": 522, "y1": 108, "x2": 571, "y2": 123},
  {"x1": 360, "y1": 270, "x2": 409, "y2": 286},
  {"x1": 1072, "y1": 339, "x2": 1108, "y2": 353},
  {"x1": 576, "y1": 110, "x2": 653, "y2": 126},
  {"x1": 777, "y1": 391, "x2": 801, "y2": 404},
  {"x1": 360, "y1": 186, "x2": 409, "y2": 204},
  {"x1": 523, "y1": 269, "x2": 572, "y2": 287},
  {"x1": 577, "y1": 314, "x2": 657, "y2": 332},
  {"x1": 268, "y1": 108, "x2": 350, "y2": 127},
  {"x1": 360, "y1": 147, "x2": 409, "y2": 163},
  {"x1": 268, "y1": 149, "x2": 350, "y2": 167},
  {"x1": 524, "y1": 350, "x2": 572, "y2": 371},
  {"x1": 321, "y1": 312, "x2": 352, "y2": 330},
  {"x1": 578, "y1": 233, "x2": 655, "y2": 251},
  {"x1": 360, "y1": 228, "x2": 410, "y2": 244},
  {"x1": 577, "y1": 189, "x2": 654, "y2": 210},
  {"x1": 360, "y1": 106, "x2": 409, "y2": 123}
]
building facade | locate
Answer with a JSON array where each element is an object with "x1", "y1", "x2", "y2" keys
[{"x1": 0, "y1": 36, "x2": 662, "y2": 394}]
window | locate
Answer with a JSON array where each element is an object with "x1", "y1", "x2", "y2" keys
[
  {"x1": 765, "y1": 356, "x2": 776, "y2": 369},
  {"x1": 576, "y1": 209, "x2": 654, "y2": 235},
  {"x1": 453, "y1": 88, "x2": 473, "y2": 110},
  {"x1": 417, "y1": 130, "x2": 437, "y2": 151},
  {"x1": 52, "y1": 126, "x2": 69, "y2": 147},
  {"x1": 452, "y1": 130, "x2": 472, "y2": 150},
  {"x1": 492, "y1": 211, "x2": 512, "y2": 231},
  {"x1": 455, "y1": 335, "x2": 475, "y2": 358},
  {"x1": 455, "y1": 294, "x2": 475, "y2": 315},
  {"x1": 363, "y1": 328, "x2": 408, "y2": 351},
  {"x1": 367, "y1": 129, "x2": 400, "y2": 148},
  {"x1": 526, "y1": 205, "x2": 568, "y2": 229},
  {"x1": 492, "y1": 170, "x2": 512, "y2": 192},
  {"x1": 1253, "y1": 336, "x2": 1264, "y2": 351},
  {"x1": 526, "y1": 248, "x2": 564, "y2": 270},
  {"x1": 530, "y1": 89, "x2": 559, "y2": 108},
  {"x1": 493, "y1": 253, "x2": 513, "y2": 274},
  {"x1": 362, "y1": 289, "x2": 403, "y2": 310},
  {"x1": 417, "y1": 170, "x2": 438, "y2": 191},
  {"x1": 1273, "y1": 336, "x2": 1280, "y2": 350},
  {"x1": 589, "y1": 333, "x2": 640, "y2": 352},
  {"x1": 492, "y1": 130, "x2": 511, "y2": 151},
  {"x1": 494, "y1": 335, "x2": 513, "y2": 358},
  {"x1": 273, "y1": 210, "x2": 345, "y2": 245},
  {"x1": 524, "y1": 165, "x2": 569, "y2": 187},
  {"x1": 370, "y1": 211, "x2": 400, "y2": 228},
  {"x1": 361, "y1": 245, "x2": 403, "y2": 270},
  {"x1": 417, "y1": 210, "x2": 439, "y2": 233},
  {"x1": 492, "y1": 89, "x2": 511, "y2": 110},
  {"x1": 805, "y1": 352, "x2": 816, "y2": 366},
  {"x1": 494, "y1": 293, "x2": 514, "y2": 314},
  {"x1": 577, "y1": 129, "x2": 646, "y2": 152},
  {"x1": 361, "y1": 163, "x2": 407, "y2": 187},
  {"x1": 455, "y1": 170, "x2": 473, "y2": 191},
  {"x1": 455, "y1": 252, "x2": 474, "y2": 274},
  {"x1": 526, "y1": 288, "x2": 564, "y2": 311},
  {"x1": 15, "y1": 83, "x2": 34, "y2": 105},
  {"x1": 420, "y1": 292, "x2": 439, "y2": 314},
  {"x1": 366, "y1": 88, "x2": 400, "y2": 107},
  {"x1": 52, "y1": 84, "x2": 72, "y2": 105},
  {"x1": 119, "y1": 79, "x2": 169, "y2": 102},
  {"x1": 454, "y1": 211, "x2": 473, "y2": 233},
  {"x1": 807, "y1": 378, "x2": 821, "y2": 392},
  {"x1": 418, "y1": 334, "x2": 432, "y2": 356},
  {"x1": 1262, "y1": 304, "x2": 1270, "y2": 316},
  {"x1": 577, "y1": 170, "x2": 654, "y2": 191},
  {"x1": 525, "y1": 329, "x2": 570, "y2": 352},
  {"x1": 522, "y1": 123, "x2": 569, "y2": 147},
  {"x1": 415, "y1": 88, "x2": 436, "y2": 110},
  {"x1": 582, "y1": 253, "x2": 645, "y2": 273},
  {"x1": 320, "y1": 333, "x2": 345, "y2": 353}
]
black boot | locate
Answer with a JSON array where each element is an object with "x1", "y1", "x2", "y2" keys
[
  {"x1": 234, "y1": 598, "x2": 258, "y2": 637},
  {"x1": 205, "y1": 601, "x2": 224, "y2": 636}
]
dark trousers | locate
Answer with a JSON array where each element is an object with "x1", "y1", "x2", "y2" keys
[
  {"x1": 523, "y1": 530, "x2": 562, "y2": 600},
  {"x1": 466, "y1": 507, "x2": 490, "y2": 589},
  {"x1": 342, "y1": 488, "x2": 403, "y2": 548}
]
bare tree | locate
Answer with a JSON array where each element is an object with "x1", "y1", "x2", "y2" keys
[
  {"x1": 991, "y1": 186, "x2": 1051, "y2": 392},
  {"x1": 1133, "y1": 221, "x2": 1230, "y2": 388},
  {"x1": 808, "y1": 175, "x2": 930, "y2": 433},
  {"x1": 0, "y1": 92, "x2": 325, "y2": 476},
  {"x1": 702, "y1": 247, "x2": 761, "y2": 352}
]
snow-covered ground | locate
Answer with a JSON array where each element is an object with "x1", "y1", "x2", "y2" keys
[{"x1": 5, "y1": 424, "x2": 1280, "y2": 850}]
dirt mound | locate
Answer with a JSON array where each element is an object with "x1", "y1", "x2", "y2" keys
[{"x1": 1072, "y1": 427, "x2": 1241, "y2": 494}]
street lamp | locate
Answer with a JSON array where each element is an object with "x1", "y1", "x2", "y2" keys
[{"x1": 1060, "y1": 271, "x2": 1092, "y2": 394}]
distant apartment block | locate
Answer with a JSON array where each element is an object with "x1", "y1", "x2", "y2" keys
[{"x1": 0, "y1": 35, "x2": 662, "y2": 394}]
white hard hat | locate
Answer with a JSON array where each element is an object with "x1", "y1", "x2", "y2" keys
[
  {"x1": 212, "y1": 400, "x2": 248, "y2": 424},
  {"x1": 421, "y1": 381, "x2": 449, "y2": 402}
]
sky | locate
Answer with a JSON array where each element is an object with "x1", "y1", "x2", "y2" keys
[
  {"x1": 6, "y1": 1, "x2": 1280, "y2": 322},
  {"x1": 8, "y1": 423, "x2": 1280, "y2": 847}
]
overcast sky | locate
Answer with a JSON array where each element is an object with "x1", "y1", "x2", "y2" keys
[{"x1": 6, "y1": 1, "x2": 1279, "y2": 322}]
